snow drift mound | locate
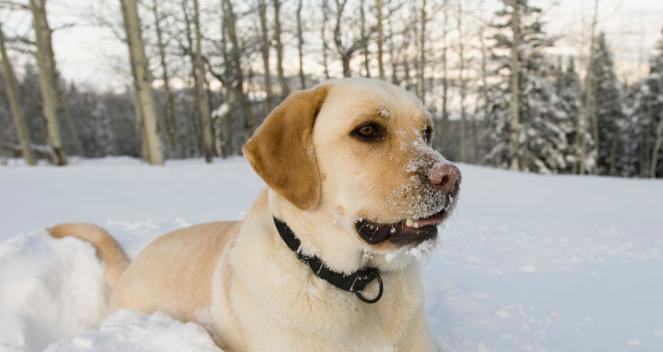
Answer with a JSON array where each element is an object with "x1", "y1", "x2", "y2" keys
[
  {"x1": 44, "y1": 310, "x2": 222, "y2": 352},
  {"x1": 0, "y1": 233, "x2": 108, "y2": 351}
]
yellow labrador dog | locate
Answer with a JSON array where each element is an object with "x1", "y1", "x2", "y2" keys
[{"x1": 49, "y1": 78, "x2": 461, "y2": 352}]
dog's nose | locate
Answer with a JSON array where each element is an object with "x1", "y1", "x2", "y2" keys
[{"x1": 427, "y1": 162, "x2": 461, "y2": 194}]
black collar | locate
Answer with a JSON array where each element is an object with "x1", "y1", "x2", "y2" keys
[{"x1": 272, "y1": 217, "x2": 383, "y2": 304}]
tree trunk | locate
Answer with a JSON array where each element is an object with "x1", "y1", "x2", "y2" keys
[
  {"x1": 477, "y1": 24, "x2": 489, "y2": 163},
  {"x1": 321, "y1": 0, "x2": 331, "y2": 79},
  {"x1": 223, "y1": 0, "x2": 252, "y2": 145},
  {"x1": 456, "y1": 0, "x2": 466, "y2": 162},
  {"x1": 402, "y1": 20, "x2": 413, "y2": 87},
  {"x1": 376, "y1": 0, "x2": 385, "y2": 80},
  {"x1": 151, "y1": 0, "x2": 178, "y2": 157},
  {"x1": 272, "y1": 0, "x2": 289, "y2": 96},
  {"x1": 182, "y1": 0, "x2": 203, "y2": 156},
  {"x1": 296, "y1": 0, "x2": 306, "y2": 88},
  {"x1": 333, "y1": 0, "x2": 358, "y2": 78},
  {"x1": 579, "y1": 0, "x2": 599, "y2": 175},
  {"x1": 651, "y1": 111, "x2": 663, "y2": 177},
  {"x1": 258, "y1": 0, "x2": 274, "y2": 109},
  {"x1": 341, "y1": 56, "x2": 351, "y2": 77},
  {"x1": 0, "y1": 26, "x2": 35, "y2": 165},
  {"x1": 120, "y1": 0, "x2": 164, "y2": 165},
  {"x1": 123, "y1": 4, "x2": 148, "y2": 161},
  {"x1": 508, "y1": 0, "x2": 521, "y2": 171},
  {"x1": 192, "y1": 0, "x2": 214, "y2": 163},
  {"x1": 360, "y1": 0, "x2": 370, "y2": 77},
  {"x1": 418, "y1": 0, "x2": 427, "y2": 104},
  {"x1": 387, "y1": 14, "x2": 398, "y2": 84},
  {"x1": 29, "y1": 0, "x2": 66, "y2": 165},
  {"x1": 437, "y1": 0, "x2": 449, "y2": 154}
]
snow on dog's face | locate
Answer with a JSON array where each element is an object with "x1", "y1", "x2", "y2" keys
[
  {"x1": 244, "y1": 78, "x2": 460, "y2": 255},
  {"x1": 312, "y1": 79, "x2": 460, "y2": 251}
]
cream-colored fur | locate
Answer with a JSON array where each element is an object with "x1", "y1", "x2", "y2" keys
[
  {"x1": 48, "y1": 223, "x2": 129, "y2": 288},
  {"x1": 49, "y1": 78, "x2": 458, "y2": 351}
]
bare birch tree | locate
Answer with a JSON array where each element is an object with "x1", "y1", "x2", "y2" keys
[
  {"x1": 417, "y1": 0, "x2": 427, "y2": 103},
  {"x1": 386, "y1": 11, "x2": 400, "y2": 84},
  {"x1": 258, "y1": 0, "x2": 274, "y2": 109},
  {"x1": 180, "y1": 0, "x2": 205, "y2": 155},
  {"x1": 272, "y1": 0, "x2": 289, "y2": 96},
  {"x1": 477, "y1": 22, "x2": 489, "y2": 163},
  {"x1": 296, "y1": 0, "x2": 306, "y2": 88},
  {"x1": 222, "y1": 0, "x2": 251, "y2": 141},
  {"x1": 192, "y1": 0, "x2": 213, "y2": 163},
  {"x1": 456, "y1": 0, "x2": 466, "y2": 162},
  {"x1": 376, "y1": 0, "x2": 385, "y2": 80},
  {"x1": 321, "y1": 0, "x2": 331, "y2": 78},
  {"x1": 120, "y1": 0, "x2": 164, "y2": 165},
  {"x1": 508, "y1": 0, "x2": 521, "y2": 170},
  {"x1": 436, "y1": 0, "x2": 450, "y2": 154},
  {"x1": 333, "y1": 0, "x2": 370, "y2": 77},
  {"x1": 360, "y1": 0, "x2": 370, "y2": 77},
  {"x1": 29, "y1": 0, "x2": 65, "y2": 165},
  {"x1": 151, "y1": 0, "x2": 178, "y2": 156},
  {"x1": 0, "y1": 25, "x2": 35, "y2": 165}
]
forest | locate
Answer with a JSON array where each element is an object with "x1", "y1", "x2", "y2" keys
[{"x1": 1, "y1": 0, "x2": 663, "y2": 178}]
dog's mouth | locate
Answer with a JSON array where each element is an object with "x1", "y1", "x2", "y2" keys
[{"x1": 354, "y1": 196, "x2": 454, "y2": 247}]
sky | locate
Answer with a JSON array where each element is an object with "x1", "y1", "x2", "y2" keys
[
  {"x1": 547, "y1": 0, "x2": 663, "y2": 82},
  {"x1": 1, "y1": 0, "x2": 663, "y2": 92}
]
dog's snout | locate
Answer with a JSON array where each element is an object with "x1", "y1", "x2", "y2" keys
[{"x1": 427, "y1": 163, "x2": 461, "y2": 194}]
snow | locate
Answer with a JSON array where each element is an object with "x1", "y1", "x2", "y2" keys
[
  {"x1": 1, "y1": 157, "x2": 662, "y2": 351},
  {"x1": 44, "y1": 310, "x2": 221, "y2": 352},
  {"x1": 211, "y1": 103, "x2": 230, "y2": 119},
  {"x1": 376, "y1": 102, "x2": 390, "y2": 119},
  {"x1": 0, "y1": 233, "x2": 107, "y2": 352}
]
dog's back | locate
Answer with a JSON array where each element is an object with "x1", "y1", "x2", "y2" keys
[
  {"x1": 50, "y1": 221, "x2": 240, "y2": 325},
  {"x1": 109, "y1": 221, "x2": 240, "y2": 322}
]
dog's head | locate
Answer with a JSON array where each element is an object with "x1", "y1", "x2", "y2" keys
[{"x1": 244, "y1": 78, "x2": 460, "y2": 257}]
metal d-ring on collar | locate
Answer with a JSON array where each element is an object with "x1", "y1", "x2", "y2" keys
[{"x1": 273, "y1": 217, "x2": 384, "y2": 304}]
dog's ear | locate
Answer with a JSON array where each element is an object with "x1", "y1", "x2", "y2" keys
[{"x1": 243, "y1": 85, "x2": 328, "y2": 210}]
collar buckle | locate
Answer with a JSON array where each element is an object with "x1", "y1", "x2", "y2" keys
[{"x1": 352, "y1": 268, "x2": 384, "y2": 304}]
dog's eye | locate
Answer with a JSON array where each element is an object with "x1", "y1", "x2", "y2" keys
[
  {"x1": 351, "y1": 122, "x2": 385, "y2": 142},
  {"x1": 423, "y1": 126, "x2": 432, "y2": 144}
]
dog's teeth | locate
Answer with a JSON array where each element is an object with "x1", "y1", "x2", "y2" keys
[{"x1": 405, "y1": 218, "x2": 414, "y2": 227}]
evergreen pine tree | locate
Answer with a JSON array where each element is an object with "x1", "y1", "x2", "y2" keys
[
  {"x1": 556, "y1": 57, "x2": 596, "y2": 173},
  {"x1": 624, "y1": 28, "x2": 663, "y2": 178},
  {"x1": 484, "y1": 0, "x2": 573, "y2": 173},
  {"x1": 590, "y1": 32, "x2": 626, "y2": 175},
  {"x1": 643, "y1": 28, "x2": 663, "y2": 177},
  {"x1": 621, "y1": 81, "x2": 646, "y2": 177}
]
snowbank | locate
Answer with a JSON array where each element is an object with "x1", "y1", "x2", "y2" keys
[
  {"x1": 44, "y1": 310, "x2": 221, "y2": 352},
  {"x1": 1, "y1": 157, "x2": 662, "y2": 351},
  {"x1": 0, "y1": 233, "x2": 107, "y2": 352}
]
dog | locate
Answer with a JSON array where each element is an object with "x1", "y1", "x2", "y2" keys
[{"x1": 49, "y1": 78, "x2": 461, "y2": 351}]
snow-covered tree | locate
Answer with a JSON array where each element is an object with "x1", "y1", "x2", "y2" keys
[
  {"x1": 556, "y1": 57, "x2": 596, "y2": 173},
  {"x1": 483, "y1": 0, "x2": 573, "y2": 174},
  {"x1": 645, "y1": 28, "x2": 663, "y2": 177},
  {"x1": 590, "y1": 32, "x2": 626, "y2": 176},
  {"x1": 622, "y1": 28, "x2": 663, "y2": 178},
  {"x1": 621, "y1": 81, "x2": 646, "y2": 177}
]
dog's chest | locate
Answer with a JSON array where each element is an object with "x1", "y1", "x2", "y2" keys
[
  {"x1": 235, "y1": 274, "x2": 417, "y2": 352},
  {"x1": 221, "y1": 219, "x2": 423, "y2": 351}
]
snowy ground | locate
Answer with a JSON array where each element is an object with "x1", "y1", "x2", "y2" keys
[{"x1": 1, "y1": 157, "x2": 662, "y2": 352}]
